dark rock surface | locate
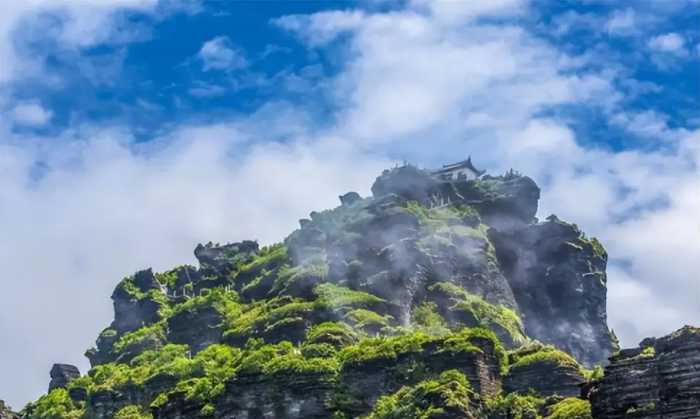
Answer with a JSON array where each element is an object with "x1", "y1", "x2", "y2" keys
[
  {"x1": 493, "y1": 215, "x2": 617, "y2": 367},
  {"x1": 194, "y1": 240, "x2": 259, "y2": 276},
  {"x1": 504, "y1": 361, "x2": 584, "y2": 398},
  {"x1": 48, "y1": 364, "x2": 80, "y2": 391},
  {"x1": 590, "y1": 326, "x2": 700, "y2": 418}
]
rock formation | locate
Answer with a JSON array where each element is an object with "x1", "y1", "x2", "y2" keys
[
  {"x1": 16, "y1": 163, "x2": 697, "y2": 419},
  {"x1": 0, "y1": 401, "x2": 18, "y2": 419},
  {"x1": 48, "y1": 364, "x2": 81, "y2": 392},
  {"x1": 590, "y1": 325, "x2": 700, "y2": 418}
]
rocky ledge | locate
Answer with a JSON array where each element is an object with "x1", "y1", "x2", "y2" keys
[
  {"x1": 0, "y1": 401, "x2": 17, "y2": 419},
  {"x1": 590, "y1": 325, "x2": 700, "y2": 418},
  {"x1": 16, "y1": 161, "x2": 697, "y2": 419}
]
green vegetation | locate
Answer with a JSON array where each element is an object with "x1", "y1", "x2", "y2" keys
[
  {"x1": 641, "y1": 346, "x2": 656, "y2": 358},
  {"x1": 345, "y1": 308, "x2": 393, "y2": 332},
  {"x1": 365, "y1": 370, "x2": 474, "y2": 419},
  {"x1": 114, "y1": 405, "x2": 153, "y2": 419},
  {"x1": 485, "y1": 393, "x2": 545, "y2": 419},
  {"x1": 23, "y1": 388, "x2": 84, "y2": 419},
  {"x1": 306, "y1": 322, "x2": 359, "y2": 347},
  {"x1": 339, "y1": 332, "x2": 432, "y2": 367},
  {"x1": 411, "y1": 302, "x2": 450, "y2": 337},
  {"x1": 441, "y1": 327, "x2": 508, "y2": 373},
  {"x1": 546, "y1": 398, "x2": 592, "y2": 419},
  {"x1": 582, "y1": 365, "x2": 604, "y2": 381},
  {"x1": 172, "y1": 287, "x2": 240, "y2": 319},
  {"x1": 112, "y1": 322, "x2": 166, "y2": 354},
  {"x1": 315, "y1": 283, "x2": 384, "y2": 310},
  {"x1": 237, "y1": 243, "x2": 288, "y2": 274},
  {"x1": 508, "y1": 342, "x2": 582, "y2": 374},
  {"x1": 427, "y1": 282, "x2": 526, "y2": 346},
  {"x1": 272, "y1": 261, "x2": 328, "y2": 296},
  {"x1": 588, "y1": 238, "x2": 606, "y2": 259}
]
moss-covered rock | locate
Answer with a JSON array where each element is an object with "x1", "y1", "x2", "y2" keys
[{"x1": 27, "y1": 162, "x2": 645, "y2": 419}]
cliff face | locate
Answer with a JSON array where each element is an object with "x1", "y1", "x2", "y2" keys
[
  {"x1": 590, "y1": 326, "x2": 700, "y2": 418},
  {"x1": 0, "y1": 401, "x2": 18, "y2": 419},
  {"x1": 18, "y1": 163, "x2": 675, "y2": 419}
]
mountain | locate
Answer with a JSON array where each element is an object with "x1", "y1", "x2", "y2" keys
[{"x1": 15, "y1": 163, "x2": 699, "y2": 418}]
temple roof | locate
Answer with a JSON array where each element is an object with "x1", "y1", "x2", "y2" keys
[{"x1": 431, "y1": 156, "x2": 485, "y2": 176}]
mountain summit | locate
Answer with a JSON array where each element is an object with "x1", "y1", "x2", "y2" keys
[{"x1": 17, "y1": 163, "x2": 699, "y2": 418}]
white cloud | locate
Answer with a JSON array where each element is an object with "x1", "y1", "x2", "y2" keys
[
  {"x1": 198, "y1": 36, "x2": 248, "y2": 71},
  {"x1": 273, "y1": 10, "x2": 366, "y2": 47},
  {"x1": 648, "y1": 32, "x2": 687, "y2": 55},
  {"x1": 611, "y1": 110, "x2": 687, "y2": 141},
  {"x1": 410, "y1": 0, "x2": 526, "y2": 24},
  {"x1": 10, "y1": 102, "x2": 53, "y2": 126},
  {"x1": 605, "y1": 8, "x2": 638, "y2": 36},
  {"x1": 0, "y1": 1, "x2": 159, "y2": 83}
]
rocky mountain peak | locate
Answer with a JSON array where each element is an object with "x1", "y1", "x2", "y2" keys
[{"x1": 16, "y1": 162, "x2": 698, "y2": 419}]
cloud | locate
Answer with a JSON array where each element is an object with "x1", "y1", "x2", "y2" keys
[
  {"x1": 605, "y1": 8, "x2": 639, "y2": 36},
  {"x1": 198, "y1": 36, "x2": 248, "y2": 71},
  {"x1": 0, "y1": 1, "x2": 160, "y2": 84},
  {"x1": 648, "y1": 32, "x2": 687, "y2": 55},
  {"x1": 10, "y1": 102, "x2": 53, "y2": 126}
]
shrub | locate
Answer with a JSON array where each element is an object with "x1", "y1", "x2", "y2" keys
[
  {"x1": 314, "y1": 283, "x2": 384, "y2": 310},
  {"x1": 237, "y1": 244, "x2": 288, "y2": 274},
  {"x1": 114, "y1": 405, "x2": 153, "y2": 419},
  {"x1": 440, "y1": 328, "x2": 507, "y2": 373},
  {"x1": 113, "y1": 322, "x2": 166, "y2": 354},
  {"x1": 172, "y1": 288, "x2": 240, "y2": 319},
  {"x1": 344, "y1": 309, "x2": 392, "y2": 332},
  {"x1": 428, "y1": 282, "x2": 525, "y2": 346},
  {"x1": 366, "y1": 370, "x2": 474, "y2": 419},
  {"x1": 339, "y1": 332, "x2": 431, "y2": 367},
  {"x1": 485, "y1": 393, "x2": 545, "y2": 419},
  {"x1": 24, "y1": 388, "x2": 83, "y2": 419},
  {"x1": 411, "y1": 302, "x2": 449, "y2": 337},
  {"x1": 306, "y1": 322, "x2": 358, "y2": 347},
  {"x1": 546, "y1": 397, "x2": 592, "y2": 419},
  {"x1": 509, "y1": 344, "x2": 581, "y2": 373}
]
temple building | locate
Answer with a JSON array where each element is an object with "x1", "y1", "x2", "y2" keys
[{"x1": 431, "y1": 157, "x2": 485, "y2": 181}]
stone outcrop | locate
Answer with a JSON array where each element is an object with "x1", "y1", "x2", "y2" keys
[
  {"x1": 24, "y1": 162, "x2": 645, "y2": 419},
  {"x1": 48, "y1": 364, "x2": 80, "y2": 391},
  {"x1": 590, "y1": 326, "x2": 700, "y2": 418},
  {"x1": 0, "y1": 401, "x2": 18, "y2": 419},
  {"x1": 493, "y1": 215, "x2": 617, "y2": 367}
]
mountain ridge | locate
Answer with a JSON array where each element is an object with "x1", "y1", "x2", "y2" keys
[{"x1": 14, "y1": 163, "x2": 699, "y2": 418}]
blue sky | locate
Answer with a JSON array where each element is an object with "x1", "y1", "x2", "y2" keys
[{"x1": 0, "y1": 0, "x2": 698, "y2": 409}]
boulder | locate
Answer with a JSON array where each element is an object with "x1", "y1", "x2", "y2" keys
[{"x1": 49, "y1": 363, "x2": 80, "y2": 391}]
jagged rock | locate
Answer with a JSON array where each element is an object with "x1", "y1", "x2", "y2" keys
[
  {"x1": 194, "y1": 240, "x2": 259, "y2": 276},
  {"x1": 0, "y1": 400, "x2": 18, "y2": 419},
  {"x1": 111, "y1": 290, "x2": 163, "y2": 333},
  {"x1": 504, "y1": 361, "x2": 584, "y2": 398},
  {"x1": 492, "y1": 216, "x2": 616, "y2": 366},
  {"x1": 590, "y1": 325, "x2": 700, "y2": 418},
  {"x1": 167, "y1": 307, "x2": 223, "y2": 353},
  {"x1": 339, "y1": 191, "x2": 362, "y2": 206},
  {"x1": 455, "y1": 173, "x2": 540, "y2": 227},
  {"x1": 338, "y1": 337, "x2": 502, "y2": 416},
  {"x1": 133, "y1": 268, "x2": 160, "y2": 292},
  {"x1": 48, "y1": 363, "x2": 80, "y2": 391},
  {"x1": 26, "y1": 162, "x2": 646, "y2": 419}
]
